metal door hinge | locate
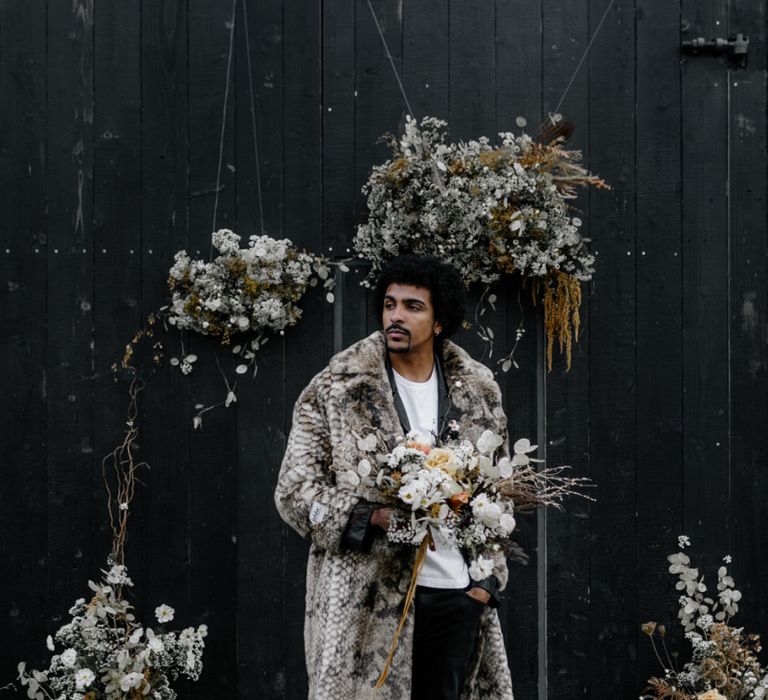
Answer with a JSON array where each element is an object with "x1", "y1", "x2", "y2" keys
[{"x1": 681, "y1": 33, "x2": 749, "y2": 67}]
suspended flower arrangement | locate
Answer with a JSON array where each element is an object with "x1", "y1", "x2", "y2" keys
[
  {"x1": 164, "y1": 229, "x2": 338, "y2": 375},
  {"x1": 119, "y1": 228, "x2": 343, "y2": 426},
  {"x1": 353, "y1": 115, "x2": 609, "y2": 371}
]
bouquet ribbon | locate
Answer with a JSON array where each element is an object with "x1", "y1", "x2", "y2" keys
[{"x1": 373, "y1": 534, "x2": 430, "y2": 691}]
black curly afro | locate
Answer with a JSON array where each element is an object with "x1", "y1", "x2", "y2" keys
[{"x1": 372, "y1": 254, "x2": 466, "y2": 341}]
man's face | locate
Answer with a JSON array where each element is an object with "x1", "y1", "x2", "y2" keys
[{"x1": 382, "y1": 283, "x2": 442, "y2": 355}]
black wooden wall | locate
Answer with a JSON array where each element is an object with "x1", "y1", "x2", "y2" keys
[{"x1": 1, "y1": 1, "x2": 766, "y2": 698}]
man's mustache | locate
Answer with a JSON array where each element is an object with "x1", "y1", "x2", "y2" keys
[{"x1": 386, "y1": 324, "x2": 410, "y2": 336}]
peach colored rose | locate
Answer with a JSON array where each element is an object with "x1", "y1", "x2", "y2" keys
[
  {"x1": 696, "y1": 691, "x2": 727, "y2": 700},
  {"x1": 424, "y1": 447, "x2": 461, "y2": 475}
]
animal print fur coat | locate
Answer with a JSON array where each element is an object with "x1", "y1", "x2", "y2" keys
[{"x1": 274, "y1": 331, "x2": 516, "y2": 699}]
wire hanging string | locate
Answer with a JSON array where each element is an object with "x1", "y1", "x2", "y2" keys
[
  {"x1": 242, "y1": 0, "x2": 265, "y2": 234},
  {"x1": 211, "y1": 0, "x2": 239, "y2": 256},
  {"x1": 364, "y1": 0, "x2": 415, "y2": 119},
  {"x1": 552, "y1": 0, "x2": 617, "y2": 116}
]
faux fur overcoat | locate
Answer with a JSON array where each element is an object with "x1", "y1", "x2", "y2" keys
[{"x1": 274, "y1": 331, "x2": 515, "y2": 699}]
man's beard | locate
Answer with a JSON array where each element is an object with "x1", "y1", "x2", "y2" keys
[
  {"x1": 385, "y1": 324, "x2": 412, "y2": 353},
  {"x1": 387, "y1": 340, "x2": 412, "y2": 353}
]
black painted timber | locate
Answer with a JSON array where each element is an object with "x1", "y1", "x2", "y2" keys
[{"x1": 1, "y1": 1, "x2": 767, "y2": 698}]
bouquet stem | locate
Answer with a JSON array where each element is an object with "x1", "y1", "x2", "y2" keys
[{"x1": 374, "y1": 536, "x2": 430, "y2": 691}]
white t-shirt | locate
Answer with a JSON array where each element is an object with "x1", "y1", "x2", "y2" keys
[{"x1": 393, "y1": 366, "x2": 470, "y2": 589}]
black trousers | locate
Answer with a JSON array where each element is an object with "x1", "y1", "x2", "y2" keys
[{"x1": 411, "y1": 586, "x2": 485, "y2": 700}]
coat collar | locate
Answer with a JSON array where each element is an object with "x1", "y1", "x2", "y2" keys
[{"x1": 328, "y1": 331, "x2": 477, "y2": 442}]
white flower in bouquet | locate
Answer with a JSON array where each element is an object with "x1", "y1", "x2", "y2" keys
[
  {"x1": 476, "y1": 429, "x2": 504, "y2": 455},
  {"x1": 497, "y1": 456, "x2": 514, "y2": 479},
  {"x1": 155, "y1": 603, "x2": 175, "y2": 623},
  {"x1": 148, "y1": 636, "x2": 164, "y2": 653},
  {"x1": 105, "y1": 562, "x2": 133, "y2": 586},
  {"x1": 470, "y1": 492, "x2": 491, "y2": 514},
  {"x1": 60, "y1": 648, "x2": 77, "y2": 667},
  {"x1": 478, "y1": 502, "x2": 503, "y2": 528},
  {"x1": 512, "y1": 438, "x2": 543, "y2": 467},
  {"x1": 499, "y1": 513, "x2": 517, "y2": 535},
  {"x1": 468, "y1": 556, "x2": 495, "y2": 581},
  {"x1": 120, "y1": 671, "x2": 144, "y2": 691},
  {"x1": 398, "y1": 479, "x2": 428, "y2": 510},
  {"x1": 74, "y1": 668, "x2": 95, "y2": 690}
]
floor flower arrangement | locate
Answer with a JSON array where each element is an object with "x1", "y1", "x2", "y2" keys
[
  {"x1": 17, "y1": 563, "x2": 207, "y2": 700},
  {"x1": 641, "y1": 536, "x2": 768, "y2": 699}
]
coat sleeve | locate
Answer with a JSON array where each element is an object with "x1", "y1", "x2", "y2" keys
[{"x1": 274, "y1": 373, "x2": 361, "y2": 555}]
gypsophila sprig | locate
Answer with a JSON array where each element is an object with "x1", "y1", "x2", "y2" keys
[
  {"x1": 17, "y1": 559, "x2": 207, "y2": 700},
  {"x1": 642, "y1": 539, "x2": 766, "y2": 699},
  {"x1": 354, "y1": 115, "x2": 609, "y2": 371}
]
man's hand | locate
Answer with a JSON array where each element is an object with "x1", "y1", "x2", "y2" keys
[
  {"x1": 370, "y1": 507, "x2": 393, "y2": 531},
  {"x1": 466, "y1": 586, "x2": 491, "y2": 605}
]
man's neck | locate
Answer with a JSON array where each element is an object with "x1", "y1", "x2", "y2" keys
[{"x1": 389, "y1": 347, "x2": 435, "y2": 382}]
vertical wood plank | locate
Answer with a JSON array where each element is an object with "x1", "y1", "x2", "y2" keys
[
  {"x1": 355, "y1": 0, "x2": 405, "y2": 257},
  {"x1": 448, "y1": 0, "x2": 496, "y2": 141},
  {"x1": 447, "y1": 0, "x2": 499, "y2": 372},
  {"x1": 728, "y1": 0, "x2": 768, "y2": 644},
  {"x1": 680, "y1": 0, "x2": 731, "y2": 570},
  {"x1": 403, "y1": 0, "x2": 449, "y2": 119},
  {"x1": 496, "y1": 2, "x2": 543, "y2": 696},
  {"x1": 187, "y1": 0, "x2": 239, "y2": 693},
  {"x1": 139, "y1": 2, "x2": 192, "y2": 698},
  {"x1": 93, "y1": 0, "x2": 143, "y2": 595},
  {"x1": 45, "y1": 0, "x2": 98, "y2": 644},
  {"x1": 323, "y1": 0, "x2": 356, "y2": 267},
  {"x1": 586, "y1": 0, "x2": 637, "y2": 695},
  {"x1": 352, "y1": 0, "x2": 403, "y2": 399},
  {"x1": 542, "y1": 0, "x2": 592, "y2": 695},
  {"x1": 234, "y1": 0, "x2": 288, "y2": 696},
  {"x1": 282, "y1": 1, "x2": 326, "y2": 696},
  {"x1": 0, "y1": 0, "x2": 48, "y2": 678},
  {"x1": 635, "y1": 0, "x2": 685, "y2": 687}
]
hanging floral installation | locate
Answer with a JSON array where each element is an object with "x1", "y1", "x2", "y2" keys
[
  {"x1": 640, "y1": 536, "x2": 767, "y2": 699},
  {"x1": 120, "y1": 228, "x2": 343, "y2": 427},
  {"x1": 354, "y1": 114, "x2": 609, "y2": 371}
]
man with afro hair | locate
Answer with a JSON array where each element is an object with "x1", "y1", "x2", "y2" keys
[{"x1": 275, "y1": 254, "x2": 517, "y2": 699}]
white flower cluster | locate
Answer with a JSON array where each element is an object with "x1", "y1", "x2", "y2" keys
[
  {"x1": 167, "y1": 228, "x2": 327, "y2": 347},
  {"x1": 17, "y1": 560, "x2": 208, "y2": 700},
  {"x1": 354, "y1": 115, "x2": 598, "y2": 288},
  {"x1": 668, "y1": 548, "x2": 742, "y2": 632},
  {"x1": 363, "y1": 428, "x2": 525, "y2": 569},
  {"x1": 643, "y1": 539, "x2": 766, "y2": 699}
]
